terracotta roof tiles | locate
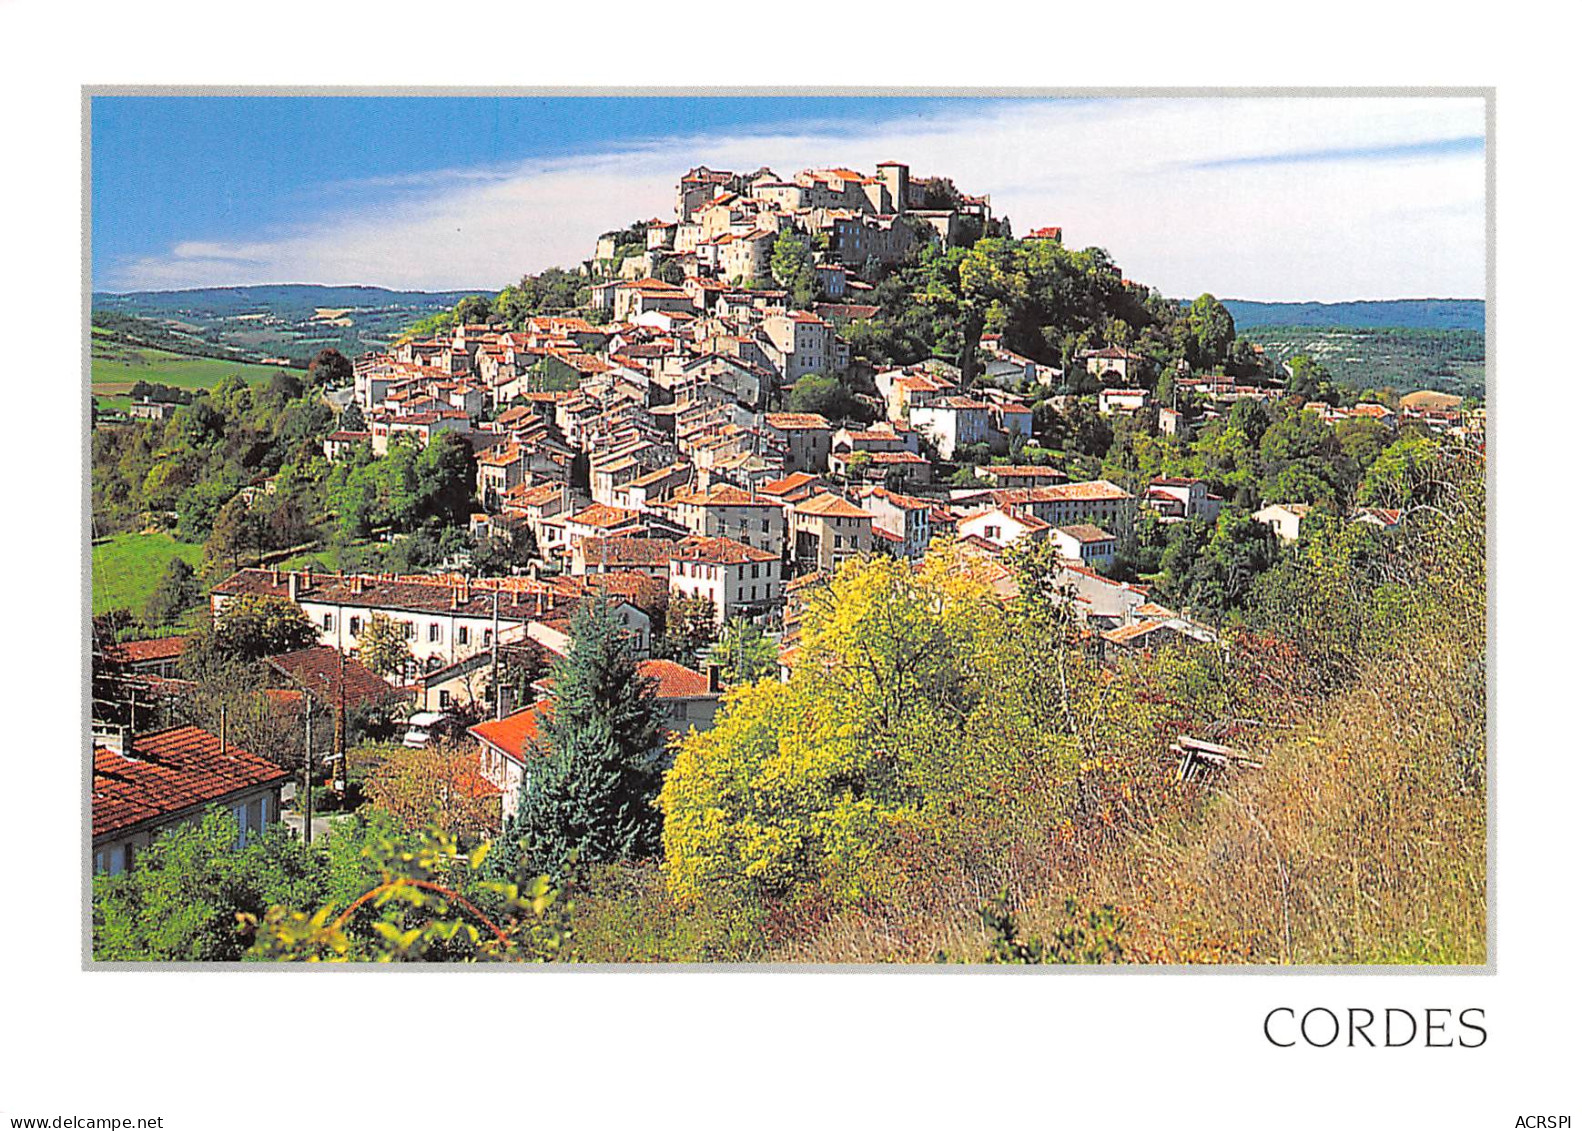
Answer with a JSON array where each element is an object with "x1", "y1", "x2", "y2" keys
[
  {"x1": 264, "y1": 646, "x2": 402, "y2": 711},
  {"x1": 102, "y1": 636, "x2": 188, "y2": 665},
  {"x1": 795, "y1": 493, "x2": 871, "y2": 520},
  {"x1": 468, "y1": 700, "x2": 555, "y2": 765},
  {"x1": 637, "y1": 659, "x2": 715, "y2": 699},
  {"x1": 670, "y1": 535, "x2": 778, "y2": 564},
  {"x1": 93, "y1": 725, "x2": 292, "y2": 840}
]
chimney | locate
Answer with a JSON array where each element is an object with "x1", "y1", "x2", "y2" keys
[
  {"x1": 352, "y1": 575, "x2": 364, "y2": 595},
  {"x1": 705, "y1": 662, "x2": 724, "y2": 694},
  {"x1": 288, "y1": 572, "x2": 299, "y2": 602},
  {"x1": 271, "y1": 567, "x2": 281, "y2": 586},
  {"x1": 452, "y1": 586, "x2": 461, "y2": 611}
]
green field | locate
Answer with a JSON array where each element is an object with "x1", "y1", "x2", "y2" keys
[
  {"x1": 91, "y1": 532, "x2": 203, "y2": 616},
  {"x1": 91, "y1": 331, "x2": 289, "y2": 412}
]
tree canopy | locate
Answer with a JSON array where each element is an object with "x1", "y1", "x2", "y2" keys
[
  {"x1": 204, "y1": 594, "x2": 318, "y2": 663},
  {"x1": 356, "y1": 611, "x2": 413, "y2": 680},
  {"x1": 307, "y1": 347, "x2": 354, "y2": 388},
  {"x1": 786, "y1": 373, "x2": 857, "y2": 421}
]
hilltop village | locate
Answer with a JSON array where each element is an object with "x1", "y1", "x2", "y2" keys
[{"x1": 90, "y1": 158, "x2": 1485, "y2": 959}]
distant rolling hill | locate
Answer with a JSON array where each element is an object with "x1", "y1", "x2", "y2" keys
[
  {"x1": 1222, "y1": 299, "x2": 1484, "y2": 332},
  {"x1": 91, "y1": 284, "x2": 493, "y2": 366},
  {"x1": 92, "y1": 283, "x2": 489, "y2": 314}
]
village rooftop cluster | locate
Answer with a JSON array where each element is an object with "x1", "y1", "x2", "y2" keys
[{"x1": 92, "y1": 158, "x2": 1485, "y2": 872}]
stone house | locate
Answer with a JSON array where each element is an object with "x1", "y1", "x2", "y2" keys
[
  {"x1": 668, "y1": 534, "x2": 782, "y2": 625},
  {"x1": 763, "y1": 412, "x2": 834, "y2": 473},
  {"x1": 1051, "y1": 523, "x2": 1117, "y2": 569},
  {"x1": 792, "y1": 492, "x2": 874, "y2": 574},
  {"x1": 668, "y1": 483, "x2": 786, "y2": 556}
]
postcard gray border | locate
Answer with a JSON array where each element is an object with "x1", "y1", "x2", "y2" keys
[{"x1": 81, "y1": 85, "x2": 1495, "y2": 974}]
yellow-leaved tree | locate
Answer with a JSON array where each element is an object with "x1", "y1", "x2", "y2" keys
[{"x1": 658, "y1": 546, "x2": 1113, "y2": 935}]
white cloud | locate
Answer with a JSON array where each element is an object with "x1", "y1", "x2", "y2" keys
[{"x1": 102, "y1": 96, "x2": 1486, "y2": 301}]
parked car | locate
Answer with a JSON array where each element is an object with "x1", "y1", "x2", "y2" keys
[{"x1": 401, "y1": 711, "x2": 466, "y2": 748}]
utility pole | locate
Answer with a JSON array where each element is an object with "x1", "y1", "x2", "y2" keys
[
  {"x1": 302, "y1": 690, "x2": 314, "y2": 847},
  {"x1": 335, "y1": 652, "x2": 347, "y2": 800},
  {"x1": 491, "y1": 587, "x2": 502, "y2": 720}
]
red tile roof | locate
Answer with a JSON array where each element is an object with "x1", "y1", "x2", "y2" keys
[
  {"x1": 858, "y1": 487, "x2": 933, "y2": 510},
  {"x1": 957, "y1": 534, "x2": 1003, "y2": 554},
  {"x1": 795, "y1": 493, "x2": 870, "y2": 519},
  {"x1": 264, "y1": 646, "x2": 403, "y2": 711},
  {"x1": 1058, "y1": 560, "x2": 1150, "y2": 593},
  {"x1": 671, "y1": 483, "x2": 783, "y2": 508},
  {"x1": 637, "y1": 659, "x2": 715, "y2": 699},
  {"x1": 933, "y1": 396, "x2": 997, "y2": 411},
  {"x1": 548, "y1": 349, "x2": 612, "y2": 375},
  {"x1": 1100, "y1": 620, "x2": 1171, "y2": 646},
  {"x1": 568, "y1": 504, "x2": 642, "y2": 530},
  {"x1": 989, "y1": 481, "x2": 1133, "y2": 505},
  {"x1": 477, "y1": 443, "x2": 525, "y2": 467},
  {"x1": 92, "y1": 725, "x2": 292, "y2": 840},
  {"x1": 1133, "y1": 602, "x2": 1178, "y2": 619},
  {"x1": 764, "y1": 412, "x2": 833, "y2": 431},
  {"x1": 102, "y1": 636, "x2": 188, "y2": 665},
  {"x1": 468, "y1": 700, "x2": 555, "y2": 765},
  {"x1": 671, "y1": 535, "x2": 778, "y2": 564},
  {"x1": 813, "y1": 297, "x2": 881, "y2": 318},
  {"x1": 760, "y1": 471, "x2": 821, "y2": 497},
  {"x1": 575, "y1": 536, "x2": 679, "y2": 567},
  {"x1": 619, "y1": 278, "x2": 690, "y2": 295},
  {"x1": 503, "y1": 482, "x2": 565, "y2": 508},
  {"x1": 212, "y1": 569, "x2": 560, "y2": 622}
]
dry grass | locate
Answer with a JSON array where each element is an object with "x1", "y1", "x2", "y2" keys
[
  {"x1": 774, "y1": 617, "x2": 1484, "y2": 966},
  {"x1": 1026, "y1": 628, "x2": 1485, "y2": 964}
]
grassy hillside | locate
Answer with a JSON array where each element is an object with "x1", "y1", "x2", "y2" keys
[
  {"x1": 91, "y1": 329, "x2": 289, "y2": 411},
  {"x1": 91, "y1": 531, "x2": 203, "y2": 616}
]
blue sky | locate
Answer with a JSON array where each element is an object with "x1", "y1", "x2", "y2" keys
[{"x1": 91, "y1": 95, "x2": 1487, "y2": 302}]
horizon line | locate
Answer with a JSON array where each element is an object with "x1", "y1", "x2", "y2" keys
[{"x1": 89, "y1": 281, "x2": 1489, "y2": 305}]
